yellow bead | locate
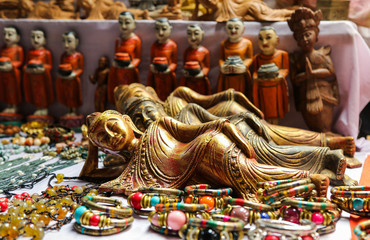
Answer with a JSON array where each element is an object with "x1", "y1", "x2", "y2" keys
[
  {"x1": 74, "y1": 186, "x2": 83, "y2": 194},
  {"x1": 57, "y1": 207, "x2": 68, "y2": 219},
  {"x1": 56, "y1": 174, "x2": 64, "y2": 183}
]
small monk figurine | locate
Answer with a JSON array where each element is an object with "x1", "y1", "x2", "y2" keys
[
  {"x1": 252, "y1": 26, "x2": 289, "y2": 124},
  {"x1": 288, "y1": 8, "x2": 339, "y2": 133},
  {"x1": 179, "y1": 24, "x2": 211, "y2": 95},
  {"x1": 107, "y1": 11, "x2": 141, "y2": 104},
  {"x1": 0, "y1": 26, "x2": 23, "y2": 115},
  {"x1": 147, "y1": 18, "x2": 178, "y2": 101},
  {"x1": 23, "y1": 29, "x2": 54, "y2": 117},
  {"x1": 56, "y1": 31, "x2": 84, "y2": 116},
  {"x1": 89, "y1": 56, "x2": 110, "y2": 112},
  {"x1": 81, "y1": 110, "x2": 330, "y2": 199},
  {"x1": 217, "y1": 18, "x2": 253, "y2": 98}
]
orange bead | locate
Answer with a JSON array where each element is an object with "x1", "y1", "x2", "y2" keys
[
  {"x1": 185, "y1": 197, "x2": 192, "y2": 204},
  {"x1": 199, "y1": 196, "x2": 215, "y2": 211}
]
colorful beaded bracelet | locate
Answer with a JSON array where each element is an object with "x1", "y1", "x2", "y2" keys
[
  {"x1": 148, "y1": 208, "x2": 211, "y2": 234},
  {"x1": 81, "y1": 195, "x2": 133, "y2": 218},
  {"x1": 150, "y1": 222, "x2": 179, "y2": 236},
  {"x1": 260, "y1": 183, "x2": 316, "y2": 204},
  {"x1": 281, "y1": 198, "x2": 337, "y2": 211},
  {"x1": 331, "y1": 186, "x2": 370, "y2": 217},
  {"x1": 184, "y1": 195, "x2": 226, "y2": 211},
  {"x1": 155, "y1": 203, "x2": 209, "y2": 212},
  {"x1": 257, "y1": 179, "x2": 299, "y2": 189},
  {"x1": 137, "y1": 187, "x2": 184, "y2": 196},
  {"x1": 184, "y1": 184, "x2": 233, "y2": 197},
  {"x1": 258, "y1": 178, "x2": 312, "y2": 197},
  {"x1": 127, "y1": 192, "x2": 182, "y2": 216},
  {"x1": 179, "y1": 224, "x2": 244, "y2": 240},
  {"x1": 248, "y1": 219, "x2": 319, "y2": 240},
  {"x1": 354, "y1": 219, "x2": 370, "y2": 240},
  {"x1": 74, "y1": 206, "x2": 134, "y2": 228},
  {"x1": 73, "y1": 222, "x2": 130, "y2": 236},
  {"x1": 187, "y1": 215, "x2": 245, "y2": 232}
]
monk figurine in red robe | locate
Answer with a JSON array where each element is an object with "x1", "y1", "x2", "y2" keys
[
  {"x1": 108, "y1": 11, "x2": 141, "y2": 104},
  {"x1": 179, "y1": 24, "x2": 211, "y2": 95},
  {"x1": 23, "y1": 29, "x2": 54, "y2": 117},
  {"x1": 252, "y1": 26, "x2": 289, "y2": 124},
  {"x1": 56, "y1": 31, "x2": 84, "y2": 116},
  {"x1": 89, "y1": 56, "x2": 110, "y2": 112},
  {"x1": 0, "y1": 26, "x2": 24, "y2": 115},
  {"x1": 217, "y1": 18, "x2": 253, "y2": 98},
  {"x1": 147, "y1": 18, "x2": 178, "y2": 101}
]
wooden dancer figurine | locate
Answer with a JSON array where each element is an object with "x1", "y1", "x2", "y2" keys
[
  {"x1": 107, "y1": 11, "x2": 141, "y2": 104},
  {"x1": 89, "y1": 56, "x2": 110, "y2": 112},
  {"x1": 147, "y1": 18, "x2": 178, "y2": 101},
  {"x1": 217, "y1": 18, "x2": 253, "y2": 98},
  {"x1": 0, "y1": 26, "x2": 24, "y2": 118},
  {"x1": 252, "y1": 26, "x2": 289, "y2": 124},
  {"x1": 179, "y1": 24, "x2": 211, "y2": 95},
  {"x1": 288, "y1": 8, "x2": 339, "y2": 133},
  {"x1": 56, "y1": 31, "x2": 84, "y2": 117},
  {"x1": 23, "y1": 29, "x2": 54, "y2": 119}
]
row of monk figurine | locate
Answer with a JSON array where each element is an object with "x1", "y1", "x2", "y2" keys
[
  {"x1": 79, "y1": 82, "x2": 357, "y2": 200},
  {"x1": 106, "y1": 8, "x2": 338, "y2": 133},
  {"x1": 0, "y1": 27, "x2": 83, "y2": 122}
]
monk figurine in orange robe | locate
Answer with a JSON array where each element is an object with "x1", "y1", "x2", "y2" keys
[
  {"x1": 23, "y1": 29, "x2": 54, "y2": 117},
  {"x1": 179, "y1": 24, "x2": 211, "y2": 95},
  {"x1": 90, "y1": 56, "x2": 110, "y2": 112},
  {"x1": 217, "y1": 18, "x2": 253, "y2": 98},
  {"x1": 108, "y1": 11, "x2": 141, "y2": 104},
  {"x1": 252, "y1": 26, "x2": 289, "y2": 124},
  {"x1": 147, "y1": 18, "x2": 178, "y2": 101},
  {"x1": 56, "y1": 31, "x2": 84, "y2": 116},
  {"x1": 0, "y1": 26, "x2": 24, "y2": 115}
]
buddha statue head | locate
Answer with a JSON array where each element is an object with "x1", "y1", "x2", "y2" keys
[{"x1": 86, "y1": 110, "x2": 142, "y2": 156}]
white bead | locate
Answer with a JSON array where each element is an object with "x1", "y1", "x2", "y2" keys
[{"x1": 10, "y1": 179, "x2": 15, "y2": 183}]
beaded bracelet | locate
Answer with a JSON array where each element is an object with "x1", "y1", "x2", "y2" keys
[
  {"x1": 222, "y1": 197, "x2": 279, "y2": 224},
  {"x1": 184, "y1": 184, "x2": 232, "y2": 211},
  {"x1": 259, "y1": 183, "x2": 316, "y2": 204},
  {"x1": 81, "y1": 195, "x2": 133, "y2": 218},
  {"x1": 148, "y1": 203, "x2": 211, "y2": 235},
  {"x1": 248, "y1": 219, "x2": 319, "y2": 240},
  {"x1": 179, "y1": 215, "x2": 245, "y2": 240},
  {"x1": 257, "y1": 178, "x2": 312, "y2": 197},
  {"x1": 74, "y1": 206, "x2": 134, "y2": 227},
  {"x1": 354, "y1": 219, "x2": 370, "y2": 240},
  {"x1": 137, "y1": 187, "x2": 185, "y2": 196},
  {"x1": 280, "y1": 198, "x2": 340, "y2": 235},
  {"x1": 331, "y1": 186, "x2": 370, "y2": 217},
  {"x1": 73, "y1": 222, "x2": 131, "y2": 236},
  {"x1": 127, "y1": 192, "x2": 182, "y2": 216}
]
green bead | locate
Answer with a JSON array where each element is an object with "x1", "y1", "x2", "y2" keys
[{"x1": 353, "y1": 198, "x2": 364, "y2": 211}]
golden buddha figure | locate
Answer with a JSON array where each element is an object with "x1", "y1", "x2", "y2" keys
[{"x1": 81, "y1": 110, "x2": 330, "y2": 199}]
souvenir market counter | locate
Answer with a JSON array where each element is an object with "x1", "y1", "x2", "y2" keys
[{"x1": 0, "y1": 19, "x2": 369, "y2": 145}]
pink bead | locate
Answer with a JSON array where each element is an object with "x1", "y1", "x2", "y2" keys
[
  {"x1": 167, "y1": 210, "x2": 187, "y2": 231},
  {"x1": 265, "y1": 235, "x2": 280, "y2": 240},
  {"x1": 230, "y1": 206, "x2": 250, "y2": 223},
  {"x1": 90, "y1": 214, "x2": 100, "y2": 226},
  {"x1": 301, "y1": 235, "x2": 314, "y2": 240},
  {"x1": 151, "y1": 213, "x2": 159, "y2": 226},
  {"x1": 311, "y1": 212, "x2": 324, "y2": 225},
  {"x1": 130, "y1": 192, "x2": 143, "y2": 210},
  {"x1": 283, "y1": 207, "x2": 300, "y2": 224}
]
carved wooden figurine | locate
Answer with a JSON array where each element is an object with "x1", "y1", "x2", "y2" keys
[
  {"x1": 217, "y1": 18, "x2": 253, "y2": 98},
  {"x1": 89, "y1": 56, "x2": 110, "y2": 112},
  {"x1": 147, "y1": 18, "x2": 178, "y2": 101},
  {"x1": 23, "y1": 29, "x2": 54, "y2": 117},
  {"x1": 81, "y1": 110, "x2": 330, "y2": 199},
  {"x1": 288, "y1": 8, "x2": 339, "y2": 133},
  {"x1": 56, "y1": 31, "x2": 84, "y2": 116},
  {"x1": 179, "y1": 24, "x2": 211, "y2": 95},
  {"x1": 252, "y1": 26, "x2": 289, "y2": 124},
  {"x1": 113, "y1": 83, "x2": 354, "y2": 186},
  {"x1": 0, "y1": 26, "x2": 24, "y2": 116},
  {"x1": 107, "y1": 11, "x2": 141, "y2": 104}
]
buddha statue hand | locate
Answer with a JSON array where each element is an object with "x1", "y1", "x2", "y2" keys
[
  {"x1": 234, "y1": 112, "x2": 271, "y2": 142},
  {"x1": 221, "y1": 63, "x2": 246, "y2": 75},
  {"x1": 309, "y1": 174, "x2": 330, "y2": 197}
]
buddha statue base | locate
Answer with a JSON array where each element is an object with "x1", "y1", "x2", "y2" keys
[
  {"x1": 59, "y1": 114, "x2": 84, "y2": 128},
  {"x1": 0, "y1": 112, "x2": 23, "y2": 122},
  {"x1": 27, "y1": 115, "x2": 54, "y2": 125}
]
